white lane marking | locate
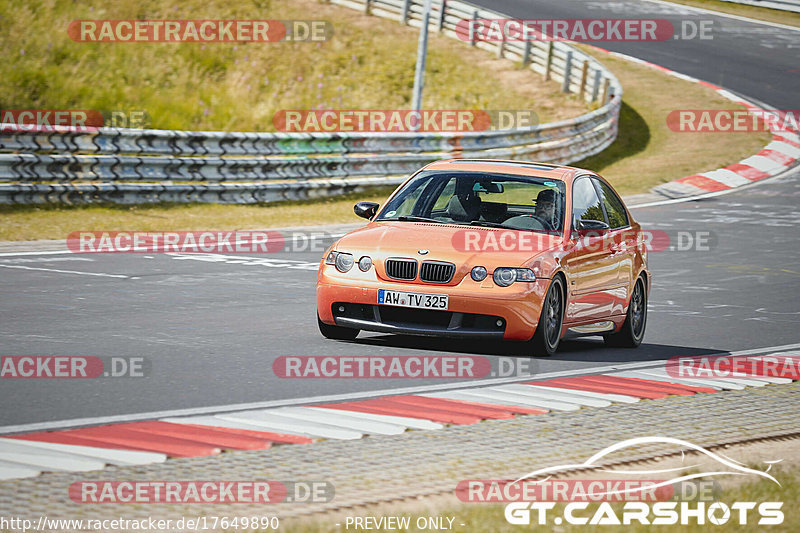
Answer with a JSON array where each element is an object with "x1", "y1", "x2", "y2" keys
[
  {"x1": 3, "y1": 342, "x2": 799, "y2": 435},
  {"x1": 304, "y1": 407, "x2": 443, "y2": 430},
  {"x1": 427, "y1": 390, "x2": 580, "y2": 411},
  {"x1": 0, "y1": 452, "x2": 104, "y2": 472},
  {"x1": 160, "y1": 416, "x2": 314, "y2": 438},
  {"x1": 0, "y1": 250, "x2": 73, "y2": 257},
  {"x1": 629, "y1": 163, "x2": 798, "y2": 208},
  {"x1": 739, "y1": 155, "x2": 785, "y2": 172},
  {"x1": 0, "y1": 438, "x2": 166, "y2": 466},
  {"x1": 768, "y1": 141, "x2": 800, "y2": 158},
  {"x1": 217, "y1": 412, "x2": 363, "y2": 440},
  {"x1": 642, "y1": 0, "x2": 800, "y2": 32},
  {"x1": 269, "y1": 407, "x2": 406, "y2": 435},
  {"x1": 701, "y1": 169, "x2": 751, "y2": 188},
  {"x1": 0, "y1": 461, "x2": 40, "y2": 480},
  {"x1": 0, "y1": 264, "x2": 129, "y2": 279},
  {"x1": 422, "y1": 390, "x2": 555, "y2": 410},
  {"x1": 613, "y1": 370, "x2": 734, "y2": 390},
  {"x1": 168, "y1": 253, "x2": 319, "y2": 270},
  {"x1": 522, "y1": 384, "x2": 640, "y2": 404},
  {"x1": 489, "y1": 384, "x2": 613, "y2": 407}
]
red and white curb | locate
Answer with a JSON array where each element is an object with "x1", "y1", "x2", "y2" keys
[
  {"x1": 587, "y1": 47, "x2": 800, "y2": 199},
  {"x1": 0, "y1": 348, "x2": 797, "y2": 482}
]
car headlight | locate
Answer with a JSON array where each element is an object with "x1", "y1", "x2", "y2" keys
[
  {"x1": 358, "y1": 256, "x2": 372, "y2": 272},
  {"x1": 471, "y1": 266, "x2": 488, "y2": 281},
  {"x1": 334, "y1": 252, "x2": 354, "y2": 273},
  {"x1": 325, "y1": 251, "x2": 355, "y2": 272},
  {"x1": 493, "y1": 267, "x2": 536, "y2": 286}
]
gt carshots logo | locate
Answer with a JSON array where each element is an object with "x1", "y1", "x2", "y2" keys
[
  {"x1": 273, "y1": 355, "x2": 534, "y2": 378},
  {"x1": 66, "y1": 230, "x2": 336, "y2": 254},
  {"x1": 496, "y1": 437, "x2": 784, "y2": 526},
  {"x1": 0, "y1": 356, "x2": 148, "y2": 378}
]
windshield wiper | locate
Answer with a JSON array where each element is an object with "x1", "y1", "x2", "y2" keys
[{"x1": 394, "y1": 216, "x2": 448, "y2": 224}]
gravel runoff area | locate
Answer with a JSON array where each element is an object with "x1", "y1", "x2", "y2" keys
[{"x1": 0, "y1": 382, "x2": 797, "y2": 525}]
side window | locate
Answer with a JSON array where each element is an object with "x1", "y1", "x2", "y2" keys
[
  {"x1": 595, "y1": 179, "x2": 629, "y2": 229},
  {"x1": 572, "y1": 177, "x2": 605, "y2": 225},
  {"x1": 431, "y1": 177, "x2": 457, "y2": 212}
]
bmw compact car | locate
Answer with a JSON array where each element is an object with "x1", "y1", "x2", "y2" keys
[{"x1": 316, "y1": 159, "x2": 649, "y2": 355}]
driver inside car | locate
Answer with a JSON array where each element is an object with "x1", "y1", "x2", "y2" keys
[{"x1": 534, "y1": 188, "x2": 556, "y2": 227}]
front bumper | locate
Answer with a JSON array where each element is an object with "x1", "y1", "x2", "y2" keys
[{"x1": 317, "y1": 266, "x2": 549, "y2": 341}]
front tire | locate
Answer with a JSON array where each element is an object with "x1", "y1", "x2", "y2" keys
[
  {"x1": 317, "y1": 314, "x2": 359, "y2": 340},
  {"x1": 605, "y1": 277, "x2": 647, "y2": 348},
  {"x1": 528, "y1": 276, "x2": 565, "y2": 356}
]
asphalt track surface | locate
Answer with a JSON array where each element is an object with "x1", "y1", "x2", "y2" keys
[{"x1": 1, "y1": 0, "x2": 799, "y2": 428}]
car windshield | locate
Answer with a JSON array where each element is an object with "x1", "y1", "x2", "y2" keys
[{"x1": 377, "y1": 170, "x2": 566, "y2": 233}]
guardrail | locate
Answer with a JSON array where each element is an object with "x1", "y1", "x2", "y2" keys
[
  {"x1": 717, "y1": 0, "x2": 800, "y2": 13},
  {"x1": 0, "y1": 0, "x2": 622, "y2": 204}
]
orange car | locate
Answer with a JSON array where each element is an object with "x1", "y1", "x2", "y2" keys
[{"x1": 316, "y1": 159, "x2": 649, "y2": 355}]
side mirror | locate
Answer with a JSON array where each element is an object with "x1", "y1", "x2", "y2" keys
[
  {"x1": 354, "y1": 201, "x2": 379, "y2": 220},
  {"x1": 575, "y1": 219, "x2": 610, "y2": 236}
]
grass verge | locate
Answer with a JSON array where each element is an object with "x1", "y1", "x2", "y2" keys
[{"x1": 0, "y1": 2, "x2": 773, "y2": 240}]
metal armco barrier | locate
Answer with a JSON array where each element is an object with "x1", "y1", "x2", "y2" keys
[{"x1": 0, "y1": 0, "x2": 622, "y2": 204}]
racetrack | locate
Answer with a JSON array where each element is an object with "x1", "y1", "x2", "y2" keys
[{"x1": 1, "y1": 0, "x2": 799, "y2": 430}]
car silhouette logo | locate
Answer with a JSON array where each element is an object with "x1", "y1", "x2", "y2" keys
[{"x1": 418, "y1": 249, "x2": 429, "y2": 255}]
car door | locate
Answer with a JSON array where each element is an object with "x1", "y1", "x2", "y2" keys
[
  {"x1": 563, "y1": 176, "x2": 618, "y2": 322},
  {"x1": 594, "y1": 177, "x2": 635, "y2": 316}
]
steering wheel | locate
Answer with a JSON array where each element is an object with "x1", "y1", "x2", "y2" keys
[{"x1": 503, "y1": 214, "x2": 554, "y2": 231}]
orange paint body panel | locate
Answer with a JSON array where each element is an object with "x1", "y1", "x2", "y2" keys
[{"x1": 317, "y1": 159, "x2": 649, "y2": 347}]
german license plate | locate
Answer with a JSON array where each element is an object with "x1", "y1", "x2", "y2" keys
[{"x1": 377, "y1": 289, "x2": 448, "y2": 310}]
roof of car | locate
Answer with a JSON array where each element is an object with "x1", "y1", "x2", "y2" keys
[{"x1": 423, "y1": 159, "x2": 589, "y2": 181}]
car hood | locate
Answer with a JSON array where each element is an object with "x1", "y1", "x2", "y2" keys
[{"x1": 334, "y1": 221, "x2": 563, "y2": 269}]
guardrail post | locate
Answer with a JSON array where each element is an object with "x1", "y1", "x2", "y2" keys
[
  {"x1": 497, "y1": 39, "x2": 504, "y2": 58},
  {"x1": 365, "y1": 0, "x2": 371, "y2": 15},
  {"x1": 601, "y1": 78, "x2": 611, "y2": 104},
  {"x1": 561, "y1": 51, "x2": 573, "y2": 93},
  {"x1": 470, "y1": 9, "x2": 479, "y2": 46},
  {"x1": 591, "y1": 69, "x2": 601, "y2": 102},
  {"x1": 579, "y1": 60, "x2": 589, "y2": 100},
  {"x1": 438, "y1": 0, "x2": 446, "y2": 32},
  {"x1": 402, "y1": 0, "x2": 411, "y2": 24},
  {"x1": 544, "y1": 41, "x2": 554, "y2": 80},
  {"x1": 521, "y1": 41, "x2": 531, "y2": 67}
]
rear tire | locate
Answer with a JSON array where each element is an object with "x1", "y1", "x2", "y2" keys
[
  {"x1": 317, "y1": 314, "x2": 359, "y2": 340},
  {"x1": 604, "y1": 277, "x2": 647, "y2": 348},
  {"x1": 528, "y1": 276, "x2": 565, "y2": 356}
]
